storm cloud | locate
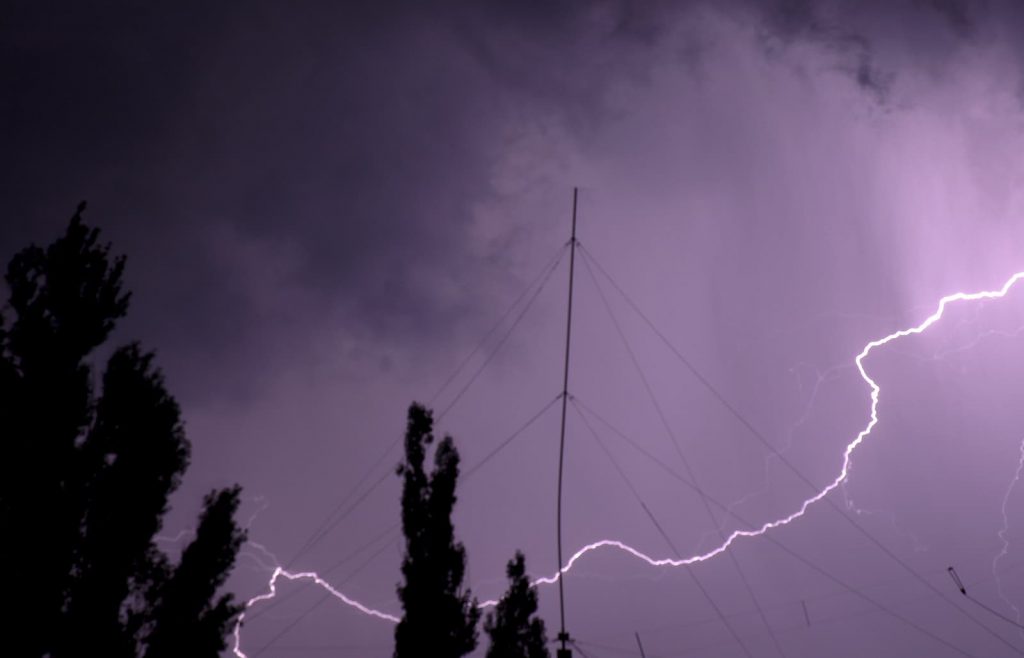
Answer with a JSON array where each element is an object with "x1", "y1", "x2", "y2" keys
[{"x1": 7, "y1": 1, "x2": 1024, "y2": 656}]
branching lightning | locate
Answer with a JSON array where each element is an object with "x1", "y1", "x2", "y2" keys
[{"x1": 233, "y1": 270, "x2": 1024, "y2": 658}]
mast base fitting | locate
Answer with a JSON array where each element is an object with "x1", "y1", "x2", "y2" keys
[{"x1": 557, "y1": 631, "x2": 572, "y2": 658}]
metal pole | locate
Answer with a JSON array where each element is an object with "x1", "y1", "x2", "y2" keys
[{"x1": 556, "y1": 187, "x2": 578, "y2": 657}]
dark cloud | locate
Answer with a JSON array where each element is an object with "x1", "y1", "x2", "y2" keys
[{"x1": 3, "y1": 1, "x2": 516, "y2": 401}]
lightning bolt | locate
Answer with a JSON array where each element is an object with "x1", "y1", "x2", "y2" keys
[
  {"x1": 692, "y1": 361, "x2": 846, "y2": 553},
  {"x1": 993, "y1": 437, "x2": 1024, "y2": 636},
  {"x1": 233, "y1": 270, "x2": 1024, "y2": 658},
  {"x1": 839, "y1": 321, "x2": 1024, "y2": 555},
  {"x1": 233, "y1": 567, "x2": 401, "y2": 658}
]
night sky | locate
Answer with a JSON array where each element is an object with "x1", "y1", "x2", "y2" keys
[{"x1": 8, "y1": 1, "x2": 1024, "y2": 656}]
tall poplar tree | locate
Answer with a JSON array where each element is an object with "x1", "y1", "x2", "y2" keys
[
  {"x1": 394, "y1": 403, "x2": 480, "y2": 657},
  {"x1": 484, "y1": 551, "x2": 550, "y2": 658}
]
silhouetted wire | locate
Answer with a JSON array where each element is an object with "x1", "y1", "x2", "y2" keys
[
  {"x1": 258, "y1": 644, "x2": 388, "y2": 654},
  {"x1": 287, "y1": 468, "x2": 396, "y2": 567},
  {"x1": 436, "y1": 247, "x2": 567, "y2": 420},
  {"x1": 572, "y1": 403, "x2": 755, "y2": 658},
  {"x1": 578, "y1": 252, "x2": 787, "y2": 658},
  {"x1": 629, "y1": 560, "x2": 955, "y2": 637},
  {"x1": 966, "y1": 595, "x2": 1024, "y2": 633},
  {"x1": 575, "y1": 638, "x2": 654, "y2": 658},
  {"x1": 579, "y1": 632, "x2": 755, "y2": 658},
  {"x1": 571, "y1": 396, "x2": 981, "y2": 658},
  {"x1": 241, "y1": 394, "x2": 560, "y2": 651},
  {"x1": 317, "y1": 526, "x2": 400, "y2": 578},
  {"x1": 568, "y1": 639, "x2": 594, "y2": 658},
  {"x1": 600, "y1": 582, "x2": 1006, "y2": 658},
  {"x1": 576, "y1": 613, "x2": 822, "y2": 658},
  {"x1": 573, "y1": 407, "x2": 678, "y2": 557},
  {"x1": 574, "y1": 565, "x2": 1012, "y2": 658},
  {"x1": 286, "y1": 444, "x2": 400, "y2": 566},
  {"x1": 578, "y1": 245, "x2": 1022, "y2": 655},
  {"x1": 948, "y1": 569, "x2": 1024, "y2": 633},
  {"x1": 429, "y1": 241, "x2": 570, "y2": 406},
  {"x1": 462, "y1": 393, "x2": 562, "y2": 479},
  {"x1": 577, "y1": 638, "x2": 683, "y2": 658},
  {"x1": 626, "y1": 563, "x2": 959, "y2": 640},
  {"x1": 286, "y1": 245, "x2": 568, "y2": 566}
]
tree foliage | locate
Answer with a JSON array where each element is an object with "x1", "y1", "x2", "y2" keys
[
  {"x1": 394, "y1": 403, "x2": 480, "y2": 658},
  {"x1": 0, "y1": 204, "x2": 245, "y2": 658},
  {"x1": 484, "y1": 551, "x2": 550, "y2": 658},
  {"x1": 143, "y1": 486, "x2": 247, "y2": 658}
]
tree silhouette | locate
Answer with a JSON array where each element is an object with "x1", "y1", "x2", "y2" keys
[
  {"x1": 394, "y1": 403, "x2": 480, "y2": 658},
  {"x1": 0, "y1": 203, "x2": 245, "y2": 658},
  {"x1": 143, "y1": 486, "x2": 247, "y2": 658},
  {"x1": 484, "y1": 551, "x2": 550, "y2": 658}
]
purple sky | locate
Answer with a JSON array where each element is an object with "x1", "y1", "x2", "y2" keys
[{"x1": 9, "y1": 1, "x2": 1024, "y2": 656}]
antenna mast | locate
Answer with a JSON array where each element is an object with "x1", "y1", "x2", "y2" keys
[{"x1": 555, "y1": 187, "x2": 578, "y2": 658}]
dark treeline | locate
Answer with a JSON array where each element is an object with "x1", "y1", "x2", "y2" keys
[
  {"x1": 0, "y1": 205, "x2": 246, "y2": 658},
  {"x1": 0, "y1": 207, "x2": 552, "y2": 657}
]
